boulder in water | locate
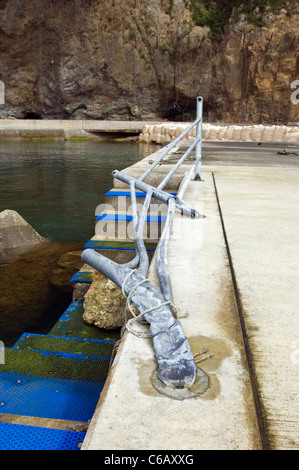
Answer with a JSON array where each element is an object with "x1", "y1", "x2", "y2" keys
[{"x1": 0, "y1": 209, "x2": 46, "y2": 264}]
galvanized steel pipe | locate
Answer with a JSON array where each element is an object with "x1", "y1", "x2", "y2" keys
[{"x1": 81, "y1": 248, "x2": 197, "y2": 389}]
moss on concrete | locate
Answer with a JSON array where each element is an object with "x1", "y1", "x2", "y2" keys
[
  {"x1": 14, "y1": 333, "x2": 116, "y2": 357},
  {"x1": 2, "y1": 349, "x2": 110, "y2": 382}
]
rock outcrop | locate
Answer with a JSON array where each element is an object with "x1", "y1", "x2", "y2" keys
[
  {"x1": 0, "y1": 0, "x2": 298, "y2": 123},
  {"x1": 50, "y1": 251, "x2": 84, "y2": 293},
  {"x1": 0, "y1": 220, "x2": 84, "y2": 345},
  {"x1": 83, "y1": 270, "x2": 127, "y2": 330},
  {"x1": 0, "y1": 209, "x2": 46, "y2": 263}
]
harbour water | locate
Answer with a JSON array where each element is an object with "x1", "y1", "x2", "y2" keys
[
  {"x1": 0, "y1": 139, "x2": 159, "y2": 345},
  {"x1": 0, "y1": 140, "x2": 158, "y2": 242}
]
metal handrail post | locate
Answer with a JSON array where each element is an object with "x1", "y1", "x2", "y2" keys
[
  {"x1": 157, "y1": 135, "x2": 201, "y2": 191},
  {"x1": 156, "y1": 197, "x2": 176, "y2": 303},
  {"x1": 138, "y1": 117, "x2": 201, "y2": 183},
  {"x1": 81, "y1": 97, "x2": 209, "y2": 393},
  {"x1": 194, "y1": 96, "x2": 203, "y2": 180}
]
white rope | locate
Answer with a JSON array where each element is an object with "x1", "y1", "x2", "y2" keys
[
  {"x1": 121, "y1": 269, "x2": 137, "y2": 297},
  {"x1": 121, "y1": 269, "x2": 150, "y2": 337},
  {"x1": 122, "y1": 269, "x2": 149, "y2": 324}
]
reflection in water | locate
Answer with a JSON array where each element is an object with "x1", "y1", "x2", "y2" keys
[
  {"x1": 0, "y1": 240, "x2": 83, "y2": 346},
  {"x1": 0, "y1": 140, "x2": 159, "y2": 345},
  {"x1": 0, "y1": 140, "x2": 158, "y2": 242}
]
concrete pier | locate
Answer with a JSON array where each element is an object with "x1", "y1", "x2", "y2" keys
[
  {"x1": 81, "y1": 140, "x2": 299, "y2": 450},
  {"x1": 0, "y1": 119, "x2": 158, "y2": 140}
]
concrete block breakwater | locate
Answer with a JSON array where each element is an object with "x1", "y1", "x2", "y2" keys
[{"x1": 139, "y1": 122, "x2": 299, "y2": 144}]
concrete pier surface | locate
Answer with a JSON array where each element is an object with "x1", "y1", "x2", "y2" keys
[
  {"x1": 81, "y1": 141, "x2": 299, "y2": 450},
  {"x1": 213, "y1": 166, "x2": 299, "y2": 450}
]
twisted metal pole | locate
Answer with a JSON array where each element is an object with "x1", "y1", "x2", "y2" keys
[
  {"x1": 194, "y1": 96, "x2": 203, "y2": 181},
  {"x1": 81, "y1": 248, "x2": 197, "y2": 389},
  {"x1": 82, "y1": 97, "x2": 205, "y2": 392}
]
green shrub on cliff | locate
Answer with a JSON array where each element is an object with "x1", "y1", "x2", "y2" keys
[{"x1": 189, "y1": 0, "x2": 290, "y2": 38}]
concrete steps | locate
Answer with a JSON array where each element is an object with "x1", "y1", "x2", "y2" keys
[
  {"x1": 97, "y1": 188, "x2": 177, "y2": 239},
  {"x1": 84, "y1": 237, "x2": 158, "y2": 252},
  {"x1": 0, "y1": 184, "x2": 135, "y2": 449}
]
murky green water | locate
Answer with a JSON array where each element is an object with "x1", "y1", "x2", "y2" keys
[
  {"x1": 0, "y1": 139, "x2": 159, "y2": 346},
  {"x1": 0, "y1": 140, "x2": 158, "y2": 242}
]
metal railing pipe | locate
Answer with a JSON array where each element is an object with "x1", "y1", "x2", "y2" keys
[
  {"x1": 112, "y1": 170, "x2": 200, "y2": 218},
  {"x1": 82, "y1": 97, "x2": 207, "y2": 393},
  {"x1": 126, "y1": 180, "x2": 152, "y2": 276},
  {"x1": 177, "y1": 164, "x2": 196, "y2": 200},
  {"x1": 194, "y1": 96, "x2": 203, "y2": 180},
  {"x1": 135, "y1": 189, "x2": 153, "y2": 277},
  {"x1": 81, "y1": 248, "x2": 197, "y2": 389},
  {"x1": 157, "y1": 135, "x2": 201, "y2": 191},
  {"x1": 156, "y1": 197, "x2": 176, "y2": 303},
  {"x1": 138, "y1": 117, "x2": 201, "y2": 183}
]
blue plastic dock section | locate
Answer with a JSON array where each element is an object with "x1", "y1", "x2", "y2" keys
[
  {"x1": 0, "y1": 422, "x2": 85, "y2": 450},
  {"x1": 0, "y1": 372, "x2": 104, "y2": 422},
  {"x1": 105, "y1": 190, "x2": 177, "y2": 197},
  {"x1": 0, "y1": 298, "x2": 116, "y2": 449},
  {"x1": 83, "y1": 240, "x2": 156, "y2": 251},
  {"x1": 95, "y1": 213, "x2": 167, "y2": 222},
  {"x1": 69, "y1": 272, "x2": 92, "y2": 284},
  {"x1": 0, "y1": 185, "x2": 149, "y2": 449}
]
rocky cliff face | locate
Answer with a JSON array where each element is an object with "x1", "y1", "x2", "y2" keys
[{"x1": 0, "y1": 0, "x2": 298, "y2": 123}]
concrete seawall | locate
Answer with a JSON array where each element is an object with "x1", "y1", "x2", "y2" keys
[
  {"x1": 1, "y1": 119, "x2": 299, "y2": 143},
  {"x1": 0, "y1": 120, "x2": 151, "y2": 140}
]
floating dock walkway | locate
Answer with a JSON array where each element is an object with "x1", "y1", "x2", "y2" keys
[{"x1": 0, "y1": 300, "x2": 117, "y2": 450}]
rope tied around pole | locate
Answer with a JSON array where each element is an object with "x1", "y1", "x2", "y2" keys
[{"x1": 121, "y1": 269, "x2": 187, "y2": 338}]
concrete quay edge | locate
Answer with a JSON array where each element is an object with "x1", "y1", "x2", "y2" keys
[
  {"x1": 81, "y1": 169, "x2": 262, "y2": 451},
  {"x1": 0, "y1": 119, "x2": 160, "y2": 139},
  {"x1": 79, "y1": 142, "x2": 299, "y2": 450}
]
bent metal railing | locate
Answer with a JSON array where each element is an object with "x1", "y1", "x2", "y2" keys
[{"x1": 82, "y1": 97, "x2": 208, "y2": 398}]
